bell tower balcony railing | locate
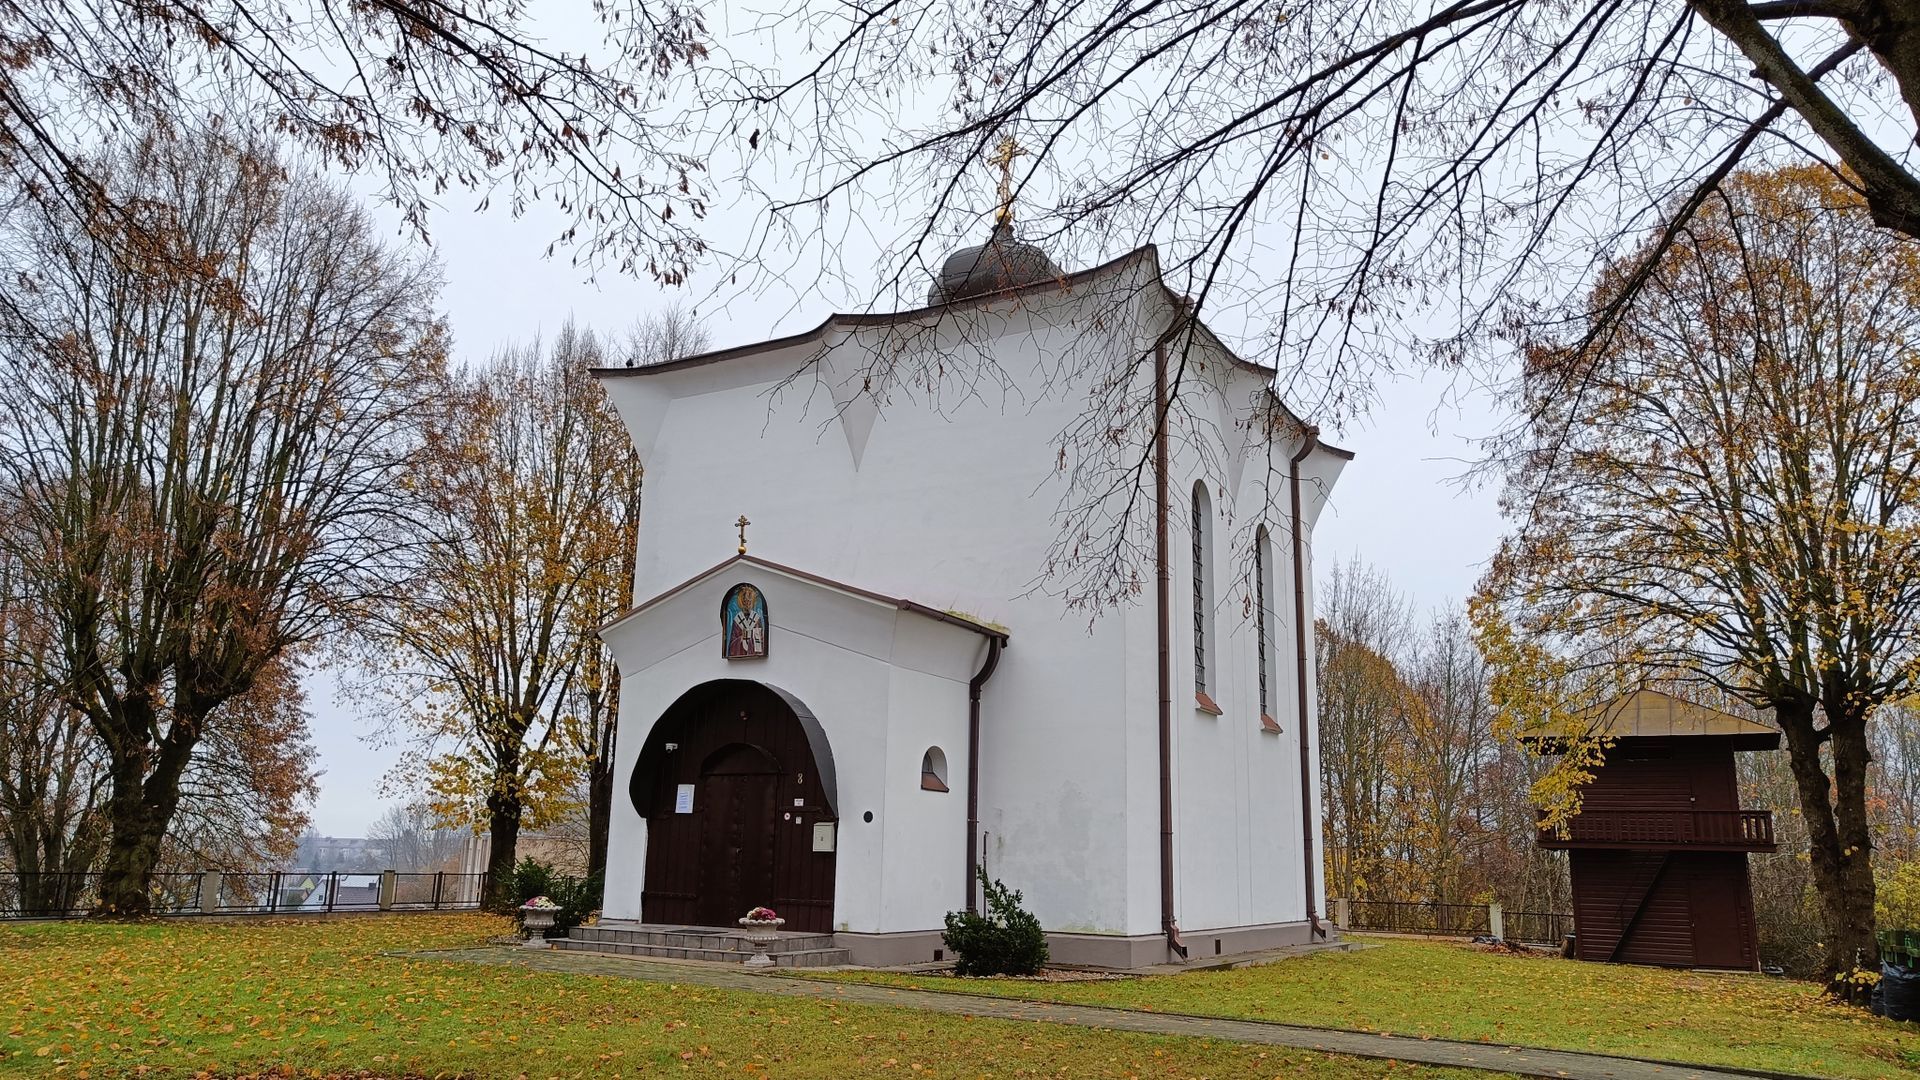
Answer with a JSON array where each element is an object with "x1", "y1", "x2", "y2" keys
[{"x1": 1537, "y1": 808, "x2": 1776, "y2": 852}]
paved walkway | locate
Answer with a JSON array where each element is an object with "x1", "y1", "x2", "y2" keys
[{"x1": 415, "y1": 946, "x2": 1807, "y2": 1080}]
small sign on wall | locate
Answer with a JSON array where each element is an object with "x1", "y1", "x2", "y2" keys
[
  {"x1": 674, "y1": 784, "x2": 695, "y2": 814},
  {"x1": 811, "y1": 822, "x2": 836, "y2": 852}
]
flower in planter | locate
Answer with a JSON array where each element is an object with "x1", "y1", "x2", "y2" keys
[
  {"x1": 521, "y1": 895, "x2": 562, "y2": 910},
  {"x1": 742, "y1": 906, "x2": 779, "y2": 922}
]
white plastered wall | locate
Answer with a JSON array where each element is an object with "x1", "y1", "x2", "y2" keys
[
  {"x1": 598, "y1": 256, "x2": 1346, "y2": 944},
  {"x1": 599, "y1": 566, "x2": 980, "y2": 934},
  {"x1": 1156, "y1": 336, "x2": 1349, "y2": 935}
]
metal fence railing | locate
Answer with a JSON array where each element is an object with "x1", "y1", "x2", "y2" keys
[
  {"x1": 0, "y1": 870, "x2": 492, "y2": 920},
  {"x1": 1334, "y1": 897, "x2": 1574, "y2": 948},
  {"x1": 1345, "y1": 898, "x2": 1492, "y2": 937},
  {"x1": 1503, "y1": 909, "x2": 1576, "y2": 948}
]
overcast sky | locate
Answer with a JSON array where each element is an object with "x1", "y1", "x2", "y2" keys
[{"x1": 299, "y1": 15, "x2": 1517, "y2": 839}]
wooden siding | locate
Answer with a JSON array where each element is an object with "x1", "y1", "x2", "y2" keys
[
  {"x1": 1569, "y1": 850, "x2": 1757, "y2": 969},
  {"x1": 1579, "y1": 740, "x2": 1741, "y2": 812},
  {"x1": 632, "y1": 680, "x2": 838, "y2": 933}
]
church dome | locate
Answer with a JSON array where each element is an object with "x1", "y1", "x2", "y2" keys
[{"x1": 927, "y1": 220, "x2": 1063, "y2": 305}]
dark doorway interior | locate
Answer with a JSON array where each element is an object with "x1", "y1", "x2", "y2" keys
[{"x1": 634, "y1": 680, "x2": 837, "y2": 933}]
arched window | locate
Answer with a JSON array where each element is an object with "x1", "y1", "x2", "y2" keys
[
  {"x1": 920, "y1": 747, "x2": 949, "y2": 792},
  {"x1": 1192, "y1": 481, "x2": 1219, "y2": 712},
  {"x1": 1255, "y1": 525, "x2": 1280, "y2": 733}
]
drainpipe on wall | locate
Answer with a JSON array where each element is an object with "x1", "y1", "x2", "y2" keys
[
  {"x1": 966, "y1": 637, "x2": 1003, "y2": 913},
  {"x1": 1155, "y1": 339, "x2": 1187, "y2": 960},
  {"x1": 1291, "y1": 426, "x2": 1329, "y2": 939}
]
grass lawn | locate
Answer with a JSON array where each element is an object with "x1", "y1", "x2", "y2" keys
[
  {"x1": 0, "y1": 915, "x2": 1505, "y2": 1079},
  {"x1": 809, "y1": 936, "x2": 1920, "y2": 1079}
]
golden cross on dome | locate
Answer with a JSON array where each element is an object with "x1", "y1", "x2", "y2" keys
[
  {"x1": 987, "y1": 135, "x2": 1028, "y2": 225},
  {"x1": 735, "y1": 515, "x2": 751, "y2": 555}
]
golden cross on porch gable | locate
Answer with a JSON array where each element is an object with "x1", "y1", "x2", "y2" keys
[
  {"x1": 987, "y1": 135, "x2": 1028, "y2": 225},
  {"x1": 736, "y1": 515, "x2": 751, "y2": 555}
]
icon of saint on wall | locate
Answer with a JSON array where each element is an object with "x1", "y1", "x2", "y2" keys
[{"x1": 722, "y1": 583, "x2": 768, "y2": 660}]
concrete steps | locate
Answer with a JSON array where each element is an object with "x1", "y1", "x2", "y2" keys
[{"x1": 556, "y1": 924, "x2": 850, "y2": 968}]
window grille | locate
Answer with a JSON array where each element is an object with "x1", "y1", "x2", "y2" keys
[
  {"x1": 1255, "y1": 530, "x2": 1269, "y2": 717},
  {"x1": 1192, "y1": 483, "x2": 1210, "y2": 695}
]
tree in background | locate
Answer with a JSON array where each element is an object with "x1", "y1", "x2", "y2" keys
[
  {"x1": 1316, "y1": 558, "x2": 1420, "y2": 903},
  {"x1": 1, "y1": 531, "x2": 315, "y2": 908},
  {"x1": 1473, "y1": 735, "x2": 1575, "y2": 922},
  {"x1": 1316, "y1": 557, "x2": 1564, "y2": 916},
  {"x1": 0, "y1": 547, "x2": 107, "y2": 914},
  {"x1": 1476, "y1": 165, "x2": 1920, "y2": 991},
  {"x1": 0, "y1": 125, "x2": 444, "y2": 914},
  {"x1": 0, "y1": 0, "x2": 710, "y2": 282},
  {"x1": 367, "y1": 803, "x2": 464, "y2": 873},
  {"x1": 1874, "y1": 701, "x2": 1920, "y2": 865},
  {"x1": 1402, "y1": 614, "x2": 1497, "y2": 906},
  {"x1": 367, "y1": 321, "x2": 640, "y2": 907}
]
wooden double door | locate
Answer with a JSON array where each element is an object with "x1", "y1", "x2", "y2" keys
[{"x1": 635, "y1": 681, "x2": 837, "y2": 933}]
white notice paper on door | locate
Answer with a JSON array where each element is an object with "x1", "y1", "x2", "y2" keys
[{"x1": 674, "y1": 784, "x2": 695, "y2": 813}]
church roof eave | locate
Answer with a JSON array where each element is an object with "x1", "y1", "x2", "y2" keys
[
  {"x1": 600, "y1": 553, "x2": 1012, "y2": 645},
  {"x1": 588, "y1": 247, "x2": 1160, "y2": 382},
  {"x1": 590, "y1": 244, "x2": 1351, "y2": 461}
]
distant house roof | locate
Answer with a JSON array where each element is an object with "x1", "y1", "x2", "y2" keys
[{"x1": 1528, "y1": 689, "x2": 1781, "y2": 750}]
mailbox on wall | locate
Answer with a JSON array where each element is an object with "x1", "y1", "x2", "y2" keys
[{"x1": 812, "y1": 822, "x2": 836, "y2": 853}]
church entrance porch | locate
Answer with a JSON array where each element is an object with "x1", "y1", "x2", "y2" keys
[
  {"x1": 555, "y1": 922, "x2": 851, "y2": 967},
  {"x1": 631, "y1": 680, "x2": 838, "y2": 934}
]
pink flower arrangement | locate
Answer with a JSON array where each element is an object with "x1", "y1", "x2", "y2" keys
[
  {"x1": 521, "y1": 895, "x2": 562, "y2": 910},
  {"x1": 743, "y1": 906, "x2": 779, "y2": 922}
]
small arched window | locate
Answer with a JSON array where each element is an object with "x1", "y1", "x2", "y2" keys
[
  {"x1": 1192, "y1": 481, "x2": 1220, "y2": 713},
  {"x1": 920, "y1": 747, "x2": 949, "y2": 792},
  {"x1": 1255, "y1": 525, "x2": 1280, "y2": 733}
]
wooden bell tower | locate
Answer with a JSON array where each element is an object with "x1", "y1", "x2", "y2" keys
[{"x1": 1535, "y1": 690, "x2": 1778, "y2": 970}]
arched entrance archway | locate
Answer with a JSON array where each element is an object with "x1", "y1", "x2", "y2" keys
[{"x1": 631, "y1": 680, "x2": 837, "y2": 932}]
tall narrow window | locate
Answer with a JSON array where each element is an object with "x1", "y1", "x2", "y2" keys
[
  {"x1": 1255, "y1": 526, "x2": 1280, "y2": 733},
  {"x1": 1192, "y1": 481, "x2": 1219, "y2": 713}
]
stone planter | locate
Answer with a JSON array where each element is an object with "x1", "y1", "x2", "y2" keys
[
  {"x1": 520, "y1": 907, "x2": 558, "y2": 949},
  {"x1": 737, "y1": 917, "x2": 785, "y2": 968}
]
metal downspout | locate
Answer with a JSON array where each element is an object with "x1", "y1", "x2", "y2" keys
[
  {"x1": 1155, "y1": 340, "x2": 1186, "y2": 960},
  {"x1": 1291, "y1": 427, "x2": 1328, "y2": 939},
  {"x1": 966, "y1": 637, "x2": 1003, "y2": 913}
]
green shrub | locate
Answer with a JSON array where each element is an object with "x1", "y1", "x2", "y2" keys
[
  {"x1": 507, "y1": 857, "x2": 602, "y2": 937},
  {"x1": 1880, "y1": 859, "x2": 1920, "y2": 930},
  {"x1": 943, "y1": 869, "x2": 1048, "y2": 976}
]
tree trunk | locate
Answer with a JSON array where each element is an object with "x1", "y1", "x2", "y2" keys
[
  {"x1": 95, "y1": 753, "x2": 168, "y2": 916},
  {"x1": 93, "y1": 699, "x2": 201, "y2": 917},
  {"x1": 1775, "y1": 696, "x2": 1880, "y2": 1000},
  {"x1": 483, "y1": 787, "x2": 522, "y2": 911},
  {"x1": 586, "y1": 752, "x2": 612, "y2": 882},
  {"x1": 1826, "y1": 705, "x2": 1881, "y2": 982},
  {"x1": 9, "y1": 823, "x2": 45, "y2": 914}
]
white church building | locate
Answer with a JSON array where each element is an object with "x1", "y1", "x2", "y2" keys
[{"x1": 592, "y1": 219, "x2": 1350, "y2": 968}]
